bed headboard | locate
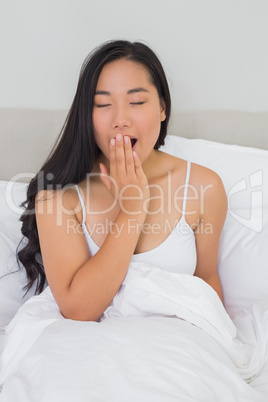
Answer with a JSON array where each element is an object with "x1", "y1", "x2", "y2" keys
[{"x1": 1, "y1": 108, "x2": 268, "y2": 181}]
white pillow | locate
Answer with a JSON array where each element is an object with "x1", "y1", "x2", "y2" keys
[
  {"x1": 160, "y1": 136, "x2": 268, "y2": 314},
  {"x1": 0, "y1": 181, "x2": 35, "y2": 328}
]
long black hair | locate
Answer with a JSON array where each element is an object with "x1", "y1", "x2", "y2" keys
[{"x1": 17, "y1": 39, "x2": 171, "y2": 295}]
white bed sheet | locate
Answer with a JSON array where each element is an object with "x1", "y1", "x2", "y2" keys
[{"x1": 0, "y1": 262, "x2": 267, "y2": 402}]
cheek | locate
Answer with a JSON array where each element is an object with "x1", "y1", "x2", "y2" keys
[
  {"x1": 138, "y1": 109, "x2": 162, "y2": 139},
  {"x1": 92, "y1": 117, "x2": 106, "y2": 156},
  {"x1": 92, "y1": 110, "x2": 102, "y2": 135},
  {"x1": 92, "y1": 111, "x2": 108, "y2": 143}
]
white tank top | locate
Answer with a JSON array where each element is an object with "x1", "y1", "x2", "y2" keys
[{"x1": 75, "y1": 161, "x2": 196, "y2": 275}]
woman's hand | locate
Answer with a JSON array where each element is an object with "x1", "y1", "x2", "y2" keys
[{"x1": 99, "y1": 134, "x2": 149, "y2": 216}]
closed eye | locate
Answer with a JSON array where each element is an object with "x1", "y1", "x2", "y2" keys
[
  {"x1": 95, "y1": 102, "x2": 145, "y2": 108},
  {"x1": 95, "y1": 104, "x2": 111, "y2": 108}
]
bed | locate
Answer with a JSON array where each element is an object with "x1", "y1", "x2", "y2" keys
[{"x1": 0, "y1": 108, "x2": 268, "y2": 401}]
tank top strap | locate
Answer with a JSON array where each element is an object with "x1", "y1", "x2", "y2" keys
[
  {"x1": 74, "y1": 185, "x2": 86, "y2": 225},
  {"x1": 181, "y1": 161, "x2": 191, "y2": 218}
]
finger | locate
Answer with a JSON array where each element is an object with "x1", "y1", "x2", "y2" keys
[
  {"x1": 115, "y1": 134, "x2": 126, "y2": 176},
  {"x1": 123, "y1": 136, "x2": 135, "y2": 174},
  {"x1": 132, "y1": 151, "x2": 143, "y2": 178},
  {"x1": 109, "y1": 137, "x2": 116, "y2": 178}
]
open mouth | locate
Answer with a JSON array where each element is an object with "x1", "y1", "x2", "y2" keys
[{"x1": 130, "y1": 138, "x2": 137, "y2": 148}]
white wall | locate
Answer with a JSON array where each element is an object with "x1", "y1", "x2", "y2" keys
[{"x1": 0, "y1": 0, "x2": 267, "y2": 111}]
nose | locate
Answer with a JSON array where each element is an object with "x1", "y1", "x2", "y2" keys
[{"x1": 112, "y1": 105, "x2": 131, "y2": 129}]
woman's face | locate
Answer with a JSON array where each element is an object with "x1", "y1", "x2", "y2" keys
[{"x1": 92, "y1": 58, "x2": 166, "y2": 164}]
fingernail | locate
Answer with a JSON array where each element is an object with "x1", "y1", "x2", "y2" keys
[
  {"x1": 111, "y1": 138, "x2": 115, "y2": 146},
  {"x1": 116, "y1": 134, "x2": 121, "y2": 142},
  {"x1": 124, "y1": 136, "x2": 129, "y2": 144}
]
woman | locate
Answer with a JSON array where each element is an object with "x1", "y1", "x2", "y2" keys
[{"x1": 18, "y1": 40, "x2": 227, "y2": 321}]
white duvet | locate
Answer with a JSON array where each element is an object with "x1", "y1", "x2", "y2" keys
[{"x1": 0, "y1": 262, "x2": 267, "y2": 402}]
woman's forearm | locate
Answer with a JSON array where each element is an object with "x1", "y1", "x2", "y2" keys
[{"x1": 62, "y1": 211, "x2": 146, "y2": 321}]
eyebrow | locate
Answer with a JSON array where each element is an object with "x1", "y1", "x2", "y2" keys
[{"x1": 95, "y1": 87, "x2": 149, "y2": 96}]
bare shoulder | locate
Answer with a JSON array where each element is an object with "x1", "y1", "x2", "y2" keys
[
  {"x1": 35, "y1": 185, "x2": 83, "y2": 223},
  {"x1": 158, "y1": 150, "x2": 224, "y2": 189},
  {"x1": 160, "y1": 153, "x2": 227, "y2": 222},
  {"x1": 156, "y1": 150, "x2": 186, "y2": 178},
  {"x1": 190, "y1": 162, "x2": 225, "y2": 189},
  {"x1": 190, "y1": 162, "x2": 227, "y2": 220}
]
